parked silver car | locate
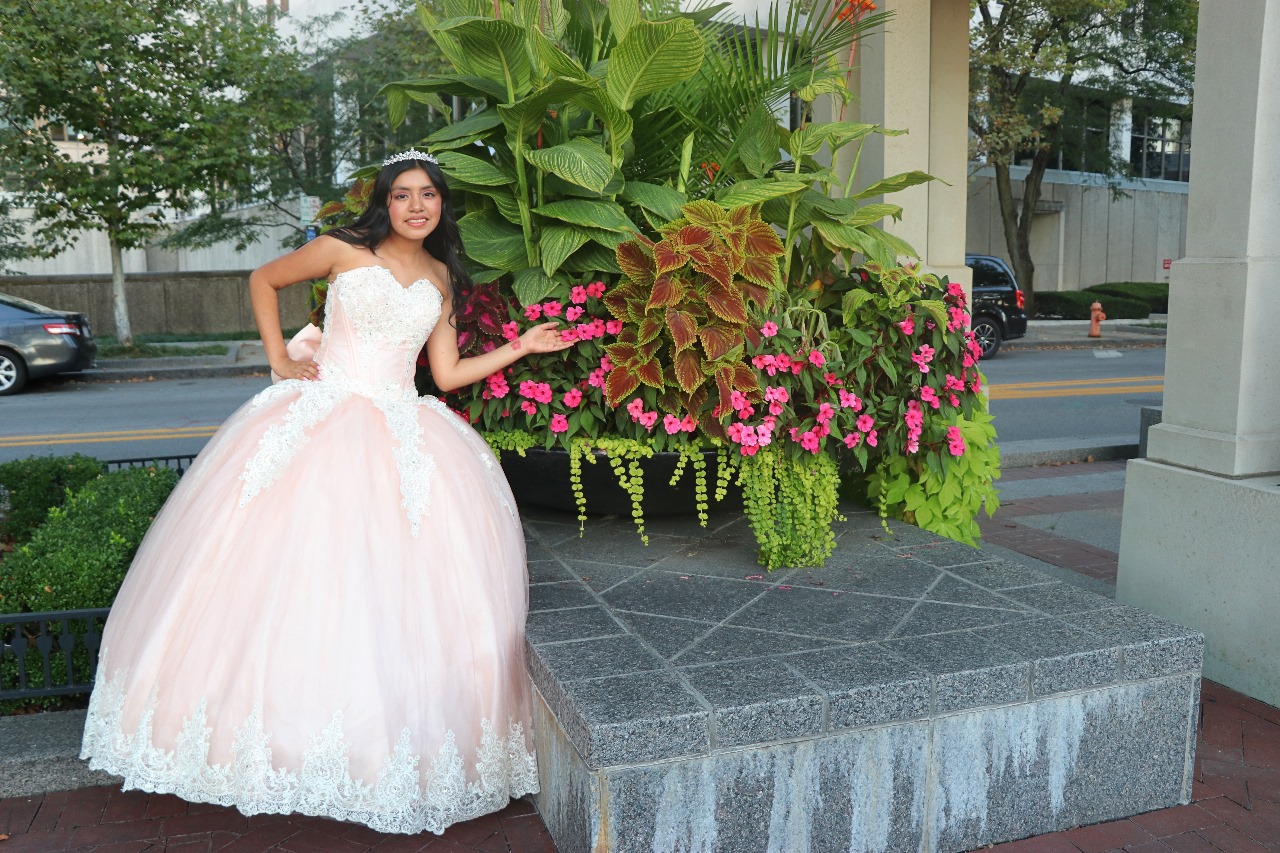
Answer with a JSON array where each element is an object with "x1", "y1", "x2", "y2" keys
[{"x1": 0, "y1": 292, "x2": 98, "y2": 395}]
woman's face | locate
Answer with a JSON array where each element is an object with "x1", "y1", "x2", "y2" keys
[{"x1": 385, "y1": 167, "x2": 443, "y2": 242}]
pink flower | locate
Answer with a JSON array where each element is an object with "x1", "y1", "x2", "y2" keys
[
  {"x1": 587, "y1": 280, "x2": 607, "y2": 298},
  {"x1": 945, "y1": 373, "x2": 965, "y2": 392},
  {"x1": 726, "y1": 422, "x2": 746, "y2": 443},
  {"x1": 542, "y1": 301, "x2": 562, "y2": 317},
  {"x1": 627, "y1": 398, "x2": 645, "y2": 418},
  {"x1": 898, "y1": 316, "x2": 915, "y2": 335},
  {"x1": 520, "y1": 400, "x2": 537, "y2": 415},
  {"x1": 605, "y1": 319, "x2": 623, "y2": 335},
  {"x1": 843, "y1": 432, "x2": 861, "y2": 449},
  {"x1": 524, "y1": 304, "x2": 543, "y2": 321},
  {"x1": 808, "y1": 349, "x2": 826, "y2": 367},
  {"x1": 563, "y1": 388, "x2": 583, "y2": 408},
  {"x1": 760, "y1": 321, "x2": 779, "y2": 337},
  {"x1": 949, "y1": 393, "x2": 960, "y2": 407},
  {"x1": 947, "y1": 425, "x2": 966, "y2": 456},
  {"x1": 856, "y1": 414, "x2": 875, "y2": 433},
  {"x1": 769, "y1": 402, "x2": 784, "y2": 416},
  {"x1": 576, "y1": 323, "x2": 596, "y2": 340},
  {"x1": 911, "y1": 344, "x2": 936, "y2": 373},
  {"x1": 816, "y1": 402, "x2": 835, "y2": 423},
  {"x1": 486, "y1": 372, "x2": 510, "y2": 398},
  {"x1": 774, "y1": 353, "x2": 792, "y2": 373},
  {"x1": 533, "y1": 383, "x2": 553, "y2": 404},
  {"x1": 638, "y1": 411, "x2": 658, "y2": 431},
  {"x1": 518, "y1": 380, "x2": 537, "y2": 399},
  {"x1": 755, "y1": 425, "x2": 773, "y2": 447},
  {"x1": 600, "y1": 356, "x2": 614, "y2": 371},
  {"x1": 838, "y1": 389, "x2": 862, "y2": 410},
  {"x1": 560, "y1": 328, "x2": 579, "y2": 342},
  {"x1": 947, "y1": 281, "x2": 965, "y2": 299},
  {"x1": 502, "y1": 321, "x2": 520, "y2": 341},
  {"x1": 681, "y1": 415, "x2": 697, "y2": 432},
  {"x1": 663, "y1": 414, "x2": 683, "y2": 435},
  {"x1": 565, "y1": 306, "x2": 585, "y2": 322},
  {"x1": 800, "y1": 431, "x2": 820, "y2": 452},
  {"x1": 866, "y1": 430, "x2": 879, "y2": 447},
  {"x1": 764, "y1": 386, "x2": 789, "y2": 404},
  {"x1": 550, "y1": 414, "x2": 569, "y2": 433},
  {"x1": 920, "y1": 387, "x2": 940, "y2": 409},
  {"x1": 570, "y1": 285, "x2": 589, "y2": 304},
  {"x1": 823, "y1": 372, "x2": 841, "y2": 386},
  {"x1": 729, "y1": 390, "x2": 749, "y2": 412},
  {"x1": 588, "y1": 368, "x2": 606, "y2": 388}
]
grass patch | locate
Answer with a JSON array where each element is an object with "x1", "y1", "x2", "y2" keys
[{"x1": 97, "y1": 342, "x2": 229, "y2": 359}]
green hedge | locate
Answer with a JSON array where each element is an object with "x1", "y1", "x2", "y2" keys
[
  {"x1": 0, "y1": 455, "x2": 105, "y2": 547},
  {"x1": 1084, "y1": 281, "x2": 1169, "y2": 313},
  {"x1": 1034, "y1": 291, "x2": 1150, "y2": 320},
  {"x1": 0, "y1": 466, "x2": 179, "y2": 614}
]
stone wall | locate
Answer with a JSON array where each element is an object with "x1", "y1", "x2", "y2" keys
[{"x1": 0, "y1": 271, "x2": 312, "y2": 338}]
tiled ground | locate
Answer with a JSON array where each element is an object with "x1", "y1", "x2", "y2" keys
[{"x1": 2, "y1": 461, "x2": 1277, "y2": 852}]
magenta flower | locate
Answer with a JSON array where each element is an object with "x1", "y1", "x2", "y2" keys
[
  {"x1": 838, "y1": 389, "x2": 862, "y2": 410},
  {"x1": 588, "y1": 368, "x2": 606, "y2": 388},
  {"x1": 542, "y1": 301, "x2": 563, "y2": 317},
  {"x1": 856, "y1": 414, "x2": 875, "y2": 433},
  {"x1": 920, "y1": 387, "x2": 940, "y2": 409},
  {"x1": 638, "y1": 411, "x2": 658, "y2": 431},
  {"x1": 524, "y1": 304, "x2": 543, "y2": 321},
  {"x1": 565, "y1": 306, "x2": 585, "y2": 322},
  {"x1": 843, "y1": 432, "x2": 861, "y2": 449},
  {"x1": 808, "y1": 350, "x2": 826, "y2": 367},
  {"x1": 502, "y1": 321, "x2": 520, "y2": 341},
  {"x1": 605, "y1": 319, "x2": 623, "y2": 335},
  {"x1": 559, "y1": 328, "x2": 579, "y2": 342},
  {"x1": 947, "y1": 425, "x2": 966, "y2": 456},
  {"x1": 563, "y1": 388, "x2": 583, "y2": 408},
  {"x1": 520, "y1": 400, "x2": 537, "y2": 415},
  {"x1": 570, "y1": 285, "x2": 589, "y2": 304},
  {"x1": 681, "y1": 415, "x2": 698, "y2": 433},
  {"x1": 550, "y1": 414, "x2": 569, "y2": 433},
  {"x1": 587, "y1": 280, "x2": 607, "y2": 298},
  {"x1": 533, "y1": 383, "x2": 553, "y2": 404},
  {"x1": 626, "y1": 398, "x2": 645, "y2": 418},
  {"x1": 800, "y1": 431, "x2": 820, "y2": 452},
  {"x1": 760, "y1": 321, "x2": 779, "y2": 337},
  {"x1": 816, "y1": 402, "x2": 835, "y2": 423},
  {"x1": 898, "y1": 316, "x2": 915, "y2": 335},
  {"x1": 663, "y1": 414, "x2": 682, "y2": 435}
]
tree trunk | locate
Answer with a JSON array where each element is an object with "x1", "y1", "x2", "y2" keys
[
  {"x1": 993, "y1": 162, "x2": 1037, "y2": 314},
  {"x1": 109, "y1": 234, "x2": 132, "y2": 347}
]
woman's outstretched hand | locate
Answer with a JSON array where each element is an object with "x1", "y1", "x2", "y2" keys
[
  {"x1": 272, "y1": 357, "x2": 320, "y2": 381},
  {"x1": 518, "y1": 321, "x2": 576, "y2": 354}
]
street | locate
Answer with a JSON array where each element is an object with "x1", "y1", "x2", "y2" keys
[{"x1": 0, "y1": 346, "x2": 1165, "y2": 464}]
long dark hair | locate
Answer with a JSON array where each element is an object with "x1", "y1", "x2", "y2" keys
[{"x1": 328, "y1": 156, "x2": 471, "y2": 325}]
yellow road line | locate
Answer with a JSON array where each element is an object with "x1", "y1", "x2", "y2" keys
[
  {"x1": 991, "y1": 375, "x2": 1164, "y2": 391},
  {"x1": 990, "y1": 384, "x2": 1164, "y2": 400},
  {"x1": 0, "y1": 426, "x2": 219, "y2": 448}
]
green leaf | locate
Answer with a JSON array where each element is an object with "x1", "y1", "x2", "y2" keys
[
  {"x1": 540, "y1": 224, "x2": 592, "y2": 275},
  {"x1": 854, "y1": 170, "x2": 938, "y2": 200},
  {"x1": 380, "y1": 74, "x2": 508, "y2": 105},
  {"x1": 536, "y1": 199, "x2": 635, "y2": 232},
  {"x1": 524, "y1": 138, "x2": 616, "y2": 193},
  {"x1": 716, "y1": 178, "x2": 809, "y2": 207},
  {"x1": 736, "y1": 107, "x2": 786, "y2": 179},
  {"x1": 918, "y1": 298, "x2": 950, "y2": 330},
  {"x1": 619, "y1": 181, "x2": 686, "y2": 220},
  {"x1": 563, "y1": 241, "x2": 622, "y2": 273},
  {"x1": 434, "y1": 18, "x2": 532, "y2": 102},
  {"x1": 426, "y1": 107, "x2": 504, "y2": 144},
  {"x1": 498, "y1": 77, "x2": 593, "y2": 142},
  {"x1": 608, "y1": 0, "x2": 641, "y2": 43},
  {"x1": 458, "y1": 210, "x2": 527, "y2": 271},
  {"x1": 512, "y1": 266, "x2": 558, "y2": 305},
  {"x1": 605, "y1": 19, "x2": 705, "y2": 110},
  {"x1": 531, "y1": 29, "x2": 589, "y2": 80},
  {"x1": 844, "y1": 203, "x2": 903, "y2": 227},
  {"x1": 863, "y1": 226, "x2": 920, "y2": 262},
  {"x1": 841, "y1": 289, "x2": 874, "y2": 324},
  {"x1": 436, "y1": 151, "x2": 515, "y2": 186}
]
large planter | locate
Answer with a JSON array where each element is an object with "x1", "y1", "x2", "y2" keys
[{"x1": 498, "y1": 447, "x2": 742, "y2": 517}]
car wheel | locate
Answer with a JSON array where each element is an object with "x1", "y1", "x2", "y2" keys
[
  {"x1": 0, "y1": 347, "x2": 29, "y2": 395},
  {"x1": 971, "y1": 317, "x2": 1002, "y2": 359}
]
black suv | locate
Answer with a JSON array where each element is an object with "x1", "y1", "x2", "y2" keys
[{"x1": 965, "y1": 253, "x2": 1028, "y2": 358}]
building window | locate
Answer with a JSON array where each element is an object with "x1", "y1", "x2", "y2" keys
[
  {"x1": 1130, "y1": 110, "x2": 1191, "y2": 182},
  {"x1": 1012, "y1": 88, "x2": 1113, "y2": 175}
]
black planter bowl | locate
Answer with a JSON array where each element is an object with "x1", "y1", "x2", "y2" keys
[{"x1": 497, "y1": 446, "x2": 743, "y2": 517}]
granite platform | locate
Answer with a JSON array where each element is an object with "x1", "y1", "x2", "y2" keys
[{"x1": 521, "y1": 504, "x2": 1203, "y2": 853}]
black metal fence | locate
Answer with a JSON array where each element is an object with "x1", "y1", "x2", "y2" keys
[
  {"x1": 103, "y1": 454, "x2": 198, "y2": 475},
  {"x1": 0, "y1": 608, "x2": 110, "y2": 700}
]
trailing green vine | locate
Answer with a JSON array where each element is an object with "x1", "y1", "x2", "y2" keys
[{"x1": 738, "y1": 446, "x2": 843, "y2": 569}]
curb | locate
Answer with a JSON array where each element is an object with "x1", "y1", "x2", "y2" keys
[
  {"x1": 0, "y1": 710, "x2": 116, "y2": 799},
  {"x1": 998, "y1": 436, "x2": 1139, "y2": 468}
]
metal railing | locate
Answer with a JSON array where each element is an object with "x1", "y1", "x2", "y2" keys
[
  {"x1": 0, "y1": 608, "x2": 110, "y2": 700},
  {"x1": 104, "y1": 454, "x2": 198, "y2": 475}
]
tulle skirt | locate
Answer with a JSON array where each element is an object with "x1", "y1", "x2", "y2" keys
[{"x1": 80, "y1": 383, "x2": 538, "y2": 835}]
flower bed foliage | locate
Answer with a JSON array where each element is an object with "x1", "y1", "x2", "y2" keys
[{"x1": 317, "y1": 0, "x2": 1003, "y2": 567}]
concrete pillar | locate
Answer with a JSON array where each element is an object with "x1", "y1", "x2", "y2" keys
[
  {"x1": 834, "y1": 0, "x2": 972, "y2": 287},
  {"x1": 1117, "y1": 0, "x2": 1280, "y2": 706}
]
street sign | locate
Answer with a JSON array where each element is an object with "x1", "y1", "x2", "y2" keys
[
  {"x1": 1163, "y1": 258, "x2": 1172, "y2": 270},
  {"x1": 305, "y1": 225, "x2": 319, "y2": 242},
  {"x1": 299, "y1": 195, "x2": 322, "y2": 224}
]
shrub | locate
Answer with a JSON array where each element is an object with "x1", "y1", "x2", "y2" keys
[
  {"x1": 1084, "y1": 281, "x2": 1169, "y2": 314},
  {"x1": 1035, "y1": 291, "x2": 1149, "y2": 320},
  {"x1": 0, "y1": 455, "x2": 105, "y2": 547},
  {"x1": 0, "y1": 466, "x2": 179, "y2": 614}
]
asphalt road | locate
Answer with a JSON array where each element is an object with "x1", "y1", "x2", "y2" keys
[{"x1": 0, "y1": 346, "x2": 1165, "y2": 464}]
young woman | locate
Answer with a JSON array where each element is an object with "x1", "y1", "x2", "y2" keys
[{"x1": 80, "y1": 151, "x2": 565, "y2": 835}]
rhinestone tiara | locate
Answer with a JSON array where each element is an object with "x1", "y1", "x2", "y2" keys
[{"x1": 382, "y1": 148, "x2": 438, "y2": 167}]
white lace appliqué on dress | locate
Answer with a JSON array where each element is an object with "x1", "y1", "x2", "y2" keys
[
  {"x1": 237, "y1": 268, "x2": 448, "y2": 535},
  {"x1": 80, "y1": 665, "x2": 540, "y2": 836}
]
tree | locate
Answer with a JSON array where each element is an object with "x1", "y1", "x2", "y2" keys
[
  {"x1": 0, "y1": 0, "x2": 309, "y2": 345},
  {"x1": 969, "y1": 0, "x2": 1197, "y2": 309}
]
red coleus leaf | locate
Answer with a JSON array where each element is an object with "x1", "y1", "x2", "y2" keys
[
  {"x1": 738, "y1": 251, "x2": 780, "y2": 289},
  {"x1": 714, "y1": 365, "x2": 735, "y2": 412},
  {"x1": 666, "y1": 308, "x2": 697, "y2": 351},
  {"x1": 682, "y1": 200, "x2": 727, "y2": 228},
  {"x1": 605, "y1": 367, "x2": 641, "y2": 407},
  {"x1": 677, "y1": 223, "x2": 714, "y2": 249},
  {"x1": 635, "y1": 358, "x2": 664, "y2": 390},
  {"x1": 744, "y1": 324, "x2": 762, "y2": 347},
  {"x1": 616, "y1": 326, "x2": 638, "y2": 345},
  {"x1": 705, "y1": 281, "x2": 750, "y2": 324},
  {"x1": 653, "y1": 238, "x2": 688, "y2": 276},
  {"x1": 699, "y1": 323, "x2": 741, "y2": 361},
  {"x1": 691, "y1": 247, "x2": 733, "y2": 288},
  {"x1": 647, "y1": 273, "x2": 685, "y2": 311},
  {"x1": 616, "y1": 239, "x2": 656, "y2": 284},
  {"x1": 605, "y1": 342, "x2": 639, "y2": 364},
  {"x1": 731, "y1": 361, "x2": 760, "y2": 394},
  {"x1": 638, "y1": 314, "x2": 663, "y2": 345},
  {"x1": 639, "y1": 337, "x2": 662, "y2": 360},
  {"x1": 741, "y1": 281, "x2": 771, "y2": 307},
  {"x1": 675, "y1": 347, "x2": 705, "y2": 394}
]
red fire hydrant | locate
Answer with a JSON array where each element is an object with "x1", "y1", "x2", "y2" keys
[{"x1": 1089, "y1": 301, "x2": 1106, "y2": 338}]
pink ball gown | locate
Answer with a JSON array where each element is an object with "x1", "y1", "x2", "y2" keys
[{"x1": 79, "y1": 266, "x2": 539, "y2": 835}]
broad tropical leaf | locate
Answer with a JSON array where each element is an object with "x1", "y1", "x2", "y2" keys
[
  {"x1": 844, "y1": 203, "x2": 903, "y2": 227},
  {"x1": 716, "y1": 178, "x2": 809, "y2": 207},
  {"x1": 436, "y1": 151, "x2": 514, "y2": 186},
  {"x1": 433, "y1": 18, "x2": 532, "y2": 102},
  {"x1": 619, "y1": 182, "x2": 686, "y2": 221},
  {"x1": 605, "y1": 19, "x2": 705, "y2": 110},
  {"x1": 854, "y1": 170, "x2": 938, "y2": 200},
  {"x1": 458, "y1": 210, "x2": 527, "y2": 271},
  {"x1": 512, "y1": 266, "x2": 558, "y2": 306},
  {"x1": 535, "y1": 198, "x2": 635, "y2": 232},
  {"x1": 426, "y1": 108, "x2": 504, "y2": 144},
  {"x1": 525, "y1": 138, "x2": 616, "y2": 193},
  {"x1": 540, "y1": 224, "x2": 592, "y2": 275}
]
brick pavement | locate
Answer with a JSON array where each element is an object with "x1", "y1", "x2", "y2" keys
[{"x1": 2, "y1": 461, "x2": 1278, "y2": 852}]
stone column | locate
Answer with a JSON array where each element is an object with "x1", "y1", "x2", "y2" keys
[
  {"x1": 1117, "y1": 0, "x2": 1280, "y2": 706},
  {"x1": 833, "y1": 0, "x2": 972, "y2": 286}
]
